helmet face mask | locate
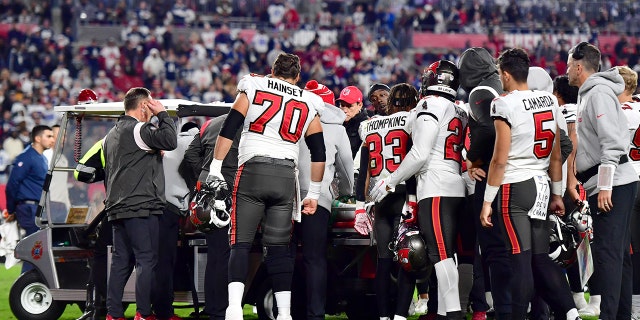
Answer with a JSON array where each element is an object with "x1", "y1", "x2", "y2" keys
[
  {"x1": 77, "y1": 88, "x2": 98, "y2": 104},
  {"x1": 548, "y1": 215, "x2": 579, "y2": 268},
  {"x1": 421, "y1": 60, "x2": 460, "y2": 100}
]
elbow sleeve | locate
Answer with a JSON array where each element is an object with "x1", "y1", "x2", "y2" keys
[
  {"x1": 355, "y1": 146, "x2": 369, "y2": 202},
  {"x1": 305, "y1": 132, "x2": 326, "y2": 162},
  {"x1": 219, "y1": 109, "x2": 245, "y2": 140}
]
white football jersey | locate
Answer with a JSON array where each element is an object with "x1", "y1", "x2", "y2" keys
[
  {"x1": 359, "y1": 111, "x2": 414, "y2": 186},
  {"x1": 386, "y1": 96, "x2": 469, "y2": 199},
  {"x1": 622, "y1": 101, "x2": 640, "y2": 176},
  {"x1": 236, "y1": 74, "x2": 322, "y2": 165},
  {"x1": 491, "y1": 90, "x2": 560, "y2": 184}
]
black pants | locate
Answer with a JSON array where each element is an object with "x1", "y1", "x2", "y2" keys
[
  {"x1": 107, "y1": 214, "x2": 159, "y2": 318},
  {"x1": 204, "y1": 225, "x2": 230, "y2": 320},
  {"x1": 588, "y1": 182, "x2": 637, "y2": 320},
  {"x1": 631, "y1": 183, "x2": 640, "y2": 295},
  {"x1": 473, "y1": 173, "x2": 512, "y2": 318},
  {"x1": 153, "y1": 210, "x2": 180, "y2": 318},
  {"x1": 92, "y1": 215, "x2": 114, "y2": 311},
  {"x1": 296, "y1": 205, "x2": 330, "y2": 320}
]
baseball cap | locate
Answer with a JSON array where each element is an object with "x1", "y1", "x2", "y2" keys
[
  {"x1": 368, "y1": 83, "x2": 390, "y2": 101},
  {"x1": 336, "y1": 86, "x2": 363, "y2": 105},
  {"x1": 304, "y1": 80, "x2": 335, "y2": 106}
]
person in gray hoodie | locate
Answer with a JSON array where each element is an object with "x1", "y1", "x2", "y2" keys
[
  {"x1": 458, "y1": 47, "x2": 509, "y2": 320},
  {"x1": 296, "y1": 80, "x2": 354, "y2": 320},
  {"x1": 566, "y1": 41, "x2": 639, "y2": 320}
]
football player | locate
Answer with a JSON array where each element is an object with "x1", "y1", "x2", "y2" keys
[
  {"x1": 209, "y1": 53, "x2": 326, "y2": 320},
  {"x1": 354, "y1": 82, "x2": 418, "y2": 320},
  {"x1": 371, "y1": 61, "x2": 468, "y2": 320}
]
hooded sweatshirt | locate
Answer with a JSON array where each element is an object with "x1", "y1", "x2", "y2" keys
[
  {"x1": 299, "y1": 102, "x2": 354, "y2": 211},
  {"x1": 575, "y1": 68, "x2": 639, "y2": 195},
  {"x1": 458, "y1": 47, "x2": 504, "y2": 166},
  {"x1": 163, "y1": 127, "x2": 199, "y2": 214}
]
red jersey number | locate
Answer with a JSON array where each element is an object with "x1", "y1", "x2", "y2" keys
[
  {"x1": 444, "y1": 117, "x2": 465, "y2": 163},
  {"x1": 249, "y1": 90, "x2": 310, "y2": 143},
  {"x1": 367, "y1": 129, "x2": 410, "y2": 177},
  {"x1": 629, "y1": 126, "x2": 640, "y2": 161},
  {"x1": 532, "y1": 110, "x2": 555, "y2": 159}
]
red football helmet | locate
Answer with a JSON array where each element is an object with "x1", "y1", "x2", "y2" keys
[{"x1": 77, "y1": 88, "x2": 98, "y2": 105}]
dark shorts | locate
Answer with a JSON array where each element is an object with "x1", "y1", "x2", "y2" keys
[
  {"x1": 419, "y1": 196, "x2": 464, "y2": 263},
  {"x1": 229, "y1": 156, "x2": 296, "y2": 246}
]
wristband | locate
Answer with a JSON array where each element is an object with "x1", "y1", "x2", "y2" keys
[
  {"x1": 551, "y1": 181, "x2": 563, "y2": 196},
  {"x1": 408, "y1": 194, "x2": 417, "y2": 202},
  {"x1": 484, "y1": 184, "x2": 499, "y2": 203},
  {"x1": 208, "y1": 158, "x2": 223, "y2": 175},
  {"x1": 355, "y1": 200, "x2": 365, "y2": 211},
  {"x1": 306, "y1": 181, "x2": 322, "y2": 200},
  {"x1": 597, "y1": 164, "x2": 615, "y2": 190}
]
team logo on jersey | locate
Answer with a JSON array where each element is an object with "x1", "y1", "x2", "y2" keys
[{"x1": 31, "y1": 241, "x2": 43, "y2": 260}]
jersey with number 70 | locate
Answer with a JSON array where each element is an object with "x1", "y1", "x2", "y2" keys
[
  {"x1": 490, "y1": 90, "x2": 560, "y2": 184},
  {"x1": 236, "y1": 74, "x2": 323, "y2": 166}
]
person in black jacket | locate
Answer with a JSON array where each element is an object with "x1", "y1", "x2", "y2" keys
[
  {"x1": 103, "y1": 87, "x2": 177, "y2": 320},
  {"x1": 337, "y1": 85, "x2": 369, "y2": 158},
  {"x1": 458, "y1": 47, "x2": 510, "y2": 320},
  {"x1": 181, "y1": 114, "x2": 241, "y2": 320}
]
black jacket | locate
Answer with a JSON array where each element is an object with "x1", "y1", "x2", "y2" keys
[
  {"x1": 344, "y1": 110, "x2": 369, "y2": 158},
  {"x1": 104, "y1": 112, "x2": 177, "y2": 220}
]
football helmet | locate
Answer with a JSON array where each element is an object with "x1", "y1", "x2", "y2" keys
[
  {"x1": 189, "y1": 179, "x2": 231, "y2": 232},
  {"x1": 391, "y1": 223, "x2": 429, "y2": 274},
  {"x1": 421, "y1": 60, "x2": 460, "y2": 100},
  {"x1": 77, "y1": 88, "x2": 98, "y2": 104},
  {"x1": 548, "y1": 215, "x2": 579, "y2": 268},
  {"x1": 569, "y1": 200, "x2": 592, "y2": 235}
]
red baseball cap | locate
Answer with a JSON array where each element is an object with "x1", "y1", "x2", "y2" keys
[{"x1": 336, "y1": 86, "x2": 363, "y2": 105}]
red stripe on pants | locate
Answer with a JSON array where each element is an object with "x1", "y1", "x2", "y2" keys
[
  {"x1": 230, "y1": 164, "x2": 245, "y2": 245},
  {"x1": 432, "y1": 197, "x2": 447, "y2": 260},
  {"x1": 501, "y1": 184, "x2": 521, "y2": 254}
]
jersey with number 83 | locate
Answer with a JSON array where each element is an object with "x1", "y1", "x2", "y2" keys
[
  {"x1": 237, "y1": 74, "x2": 322, "y2": 166},
  {"x1": 359, "y1": 111, "x2": 414, "y2": 187},
  {"x1": 490, "y1": 90, "x2": 559, "y2": 184}
]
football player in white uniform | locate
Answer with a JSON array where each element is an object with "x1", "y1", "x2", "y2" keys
[
  {"x1": 371, "y1": 60, "x2": 469, "y2": 320},
  {"x1": 353, "y1": 83, "x2": 418, "y2": 320},
  {"x1": 209, "y1": 53, "x2": 326, "y2": 320},
  {"x1": 616, "y1": 65, "x2": 640, "y2": 320},
  {"x1": 479, "y1": 48, "x2": 579, "y2": 320}
]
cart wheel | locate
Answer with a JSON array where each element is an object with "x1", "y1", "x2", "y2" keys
[{"x1": 9, "y1": 270, "x2": 66, "y2": 320}]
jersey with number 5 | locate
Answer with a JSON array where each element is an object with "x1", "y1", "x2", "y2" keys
[
  {"x1": 237, "y1": 74, "x2": 322, "y2": 165},
  {"x1": 359, "y1": 111, "x2": 414, "y2": 185},
  {"x1": 622, "y1": 101, "x2": 640, "y2": 175},
  {"x1": 491, "y1": 90, "x2": 559, "y2": 184}
]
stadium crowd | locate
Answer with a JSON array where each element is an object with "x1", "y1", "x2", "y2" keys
[{"x1": 0, "y1": 0, "x2": 639, "y2": 181}]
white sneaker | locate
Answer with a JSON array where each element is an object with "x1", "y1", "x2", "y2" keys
[
  {"x1": 414, "y1": 298, "x2": 429, "y2": 314},
  {"x1": 276, "y1": 315, "x2": 292, "y2": 320},
  {"x1": 572, "y1": 292, "x2": 589, "y2": 310},
  {"x1": 225, "y1": 305, "x2": 244, "y2": 320},
  {"x1": 578, "y1": 304, "x2": 600, "y2": 317},
  {"x1": 408, "y1": 298, "x2": 417, "y2": 316}
]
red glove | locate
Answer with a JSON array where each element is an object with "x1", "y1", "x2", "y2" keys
[
  {"x1": 354, "y1": 201, "x2": 373, "y2": 235},
  {"x1": 401, "y1": 195, "x2": 418, "y2": 225}
]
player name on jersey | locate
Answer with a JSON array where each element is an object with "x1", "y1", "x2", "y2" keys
[
  {"x1": 267, "y1": 79, "x2": 304, "y2": 97},
  {"x1": 522, "y1": 95, "x2": 555, "y2": 110},
  {"x1": 365, "y1": 115, "x2": 407, "y2": 131}
]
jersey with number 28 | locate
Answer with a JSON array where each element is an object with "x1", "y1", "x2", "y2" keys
[
  {"x1": 491, "y1": 90, "x2": 559, "y2": 184},
  {"x1": 237, "y1": 74, "x2": 322, "y2": 166}
]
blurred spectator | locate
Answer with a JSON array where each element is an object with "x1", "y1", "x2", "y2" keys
[
  {"x1": 268, "y1": 0, "x2": 286, "y2": 28},
  {"x1": 192, "y1": 63, "x2": 213, "y2": 92},
  {"x1": 94, "y1": 70, "x2": 113, "y2": 90},
  {"x1": 3, "y1": 129, "x2": 23, "y2": 162},
  {"x1": 142, "y1": 48, "x2": 164, "y2": 85},
  {"x1": 82, "y1": 38, "x2": 101, "y2": 79},
  {"x1": 101, "y1": 37, "x2": 121, "y2": 72},
  {"x1": 167, "y1": 0, "x2": 195, "y2": 26}
]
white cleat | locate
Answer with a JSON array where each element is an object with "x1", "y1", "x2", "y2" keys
[
  {"x1": 225, "y1": 305, "x2": 244, "y2": 320},
  {"x1": 414, "y1": 298, "x2": 429, "y2": 314}
]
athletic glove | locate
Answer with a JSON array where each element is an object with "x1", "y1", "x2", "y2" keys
[
  {"x1": 401, "y1": 195, "x2": 418, "y2": 225},
  {"x1": 370, "y1": 178, "x2": 395, "y2": 202},
  {"x1": 206, "y1": 158, "x2": 224, "y2": 186},
  {"x1": 354, "y1": 201, "x2": 372, "y2": 235}
]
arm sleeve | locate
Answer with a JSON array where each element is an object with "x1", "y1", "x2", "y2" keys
[
  {"x1": 335, "y1": 129, "x2": 355, "y2": 197},
  {"x1": 467, "y1": 89, "x2": 497, "y2": 163},
  {"x1": 558, "y1": 128, "x2": 572, "y2": 164},
  {"x1": 139, "y1": 111, "x2": 178, "y2": 151},
  {"x1": 355, "y1": 145, "x2": 369, "y2": 202},
  {"x1": 386, "y1": 115, "x2": 439, "y2": 187},
  {"x1": 180, "y1": 134, "x2": 202, "y2": 191}
]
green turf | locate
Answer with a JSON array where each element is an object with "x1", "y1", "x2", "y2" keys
[{"x1": 1, "y1": 262, "x2": 599, "y2": 320}]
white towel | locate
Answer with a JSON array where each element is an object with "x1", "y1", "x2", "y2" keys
[
  {"x1": 0, "y1": 220, "x2": 22, "y2": 269},
  {"x1": 292, "y1": 168, "x2": 301, "y2": 222}
]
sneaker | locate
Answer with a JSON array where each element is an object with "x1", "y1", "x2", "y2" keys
[
  {"x1": 225, "y1": 305, "x2": 244, "y2": 320},
  {"x1": 573, "y1": 292, "x2": 589, "y2": 310},
  {"x1": 134, "y1": 312, "x2": 157, "y2": 320},
  {"x1": 409, "y1": 298, "x2": 417, "y2": 316},
  {"x1": 578, "y1": 305, "x2": 600, "y2": 317},
  {"x1": 472, "y1": 311, "x2": 487, "y2": 320},
  {"x1": 415, "y1": 298, "x2": 429, "y2": 314},
  {"x1": 106, "y1": 315, "x2": 126, "y2": 320}
]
